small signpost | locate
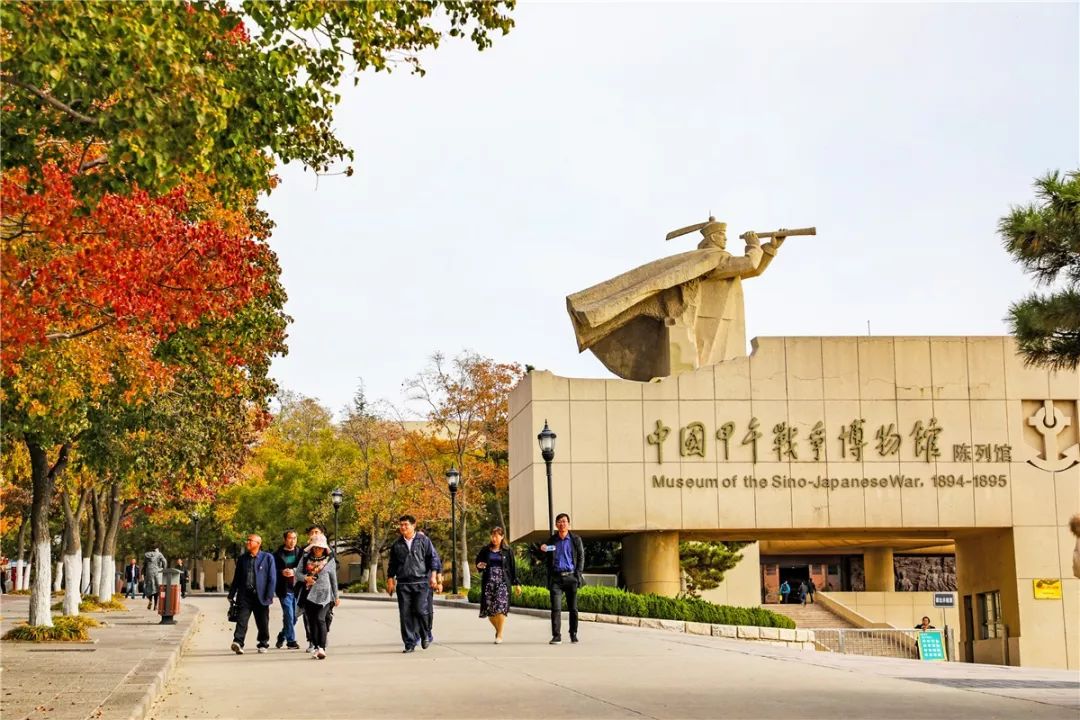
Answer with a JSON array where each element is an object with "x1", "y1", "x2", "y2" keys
[
  {"x1": 917, "y1": 629, "x2": 947, "y2": 662},
  {"x1": 933, "y1": 592, "x2": 955, "y2": 608}
]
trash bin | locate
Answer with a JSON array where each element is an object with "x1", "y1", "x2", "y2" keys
[{"x1": 158, "y1": 568, "x2": 182, "y2": 624}]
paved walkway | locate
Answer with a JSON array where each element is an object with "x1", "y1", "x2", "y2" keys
[
  {"x1": 150, "y1": 596, "x2": 1078, "y2": 720},
  {"x1": 1, "y1": 594, "x2": 199, "y2": 720}
]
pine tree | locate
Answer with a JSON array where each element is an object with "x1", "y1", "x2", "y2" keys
[
  {"x1": 1001, "y1": 170, "x2": 1080, "y2": 370},
  {"x1": 678, "y1": 541, "x2": 746, "y2": 597}
]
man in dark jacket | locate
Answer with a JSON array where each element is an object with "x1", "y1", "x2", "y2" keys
[
  {"x1": 123, "y1": 557, "x2": 140, "y2": 599},
  {"x1": 386, "y1": 514, "x2": 439, "y2": 653},
  {"x1": 541, "y1": 512, "x2": 585, "y2": 645},
  {"x1": 228, "y1": 534, "x2": 276, "y2": 655},
  {"x1": 273, "y1": 529, "x2": 303, "y2": 649}
]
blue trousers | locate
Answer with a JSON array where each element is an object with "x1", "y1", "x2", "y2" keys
[
  {"x1": 278, "y1": 592, "x2": 298, "y2": 644},
  {"x1": 396, "y1": 582, "x2": 431, "y2": 649}
]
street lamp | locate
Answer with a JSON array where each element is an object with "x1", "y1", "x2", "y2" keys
[
  {"x1": 537, "y1": 420, "x2": 557, "y2": 536},
  {"x1": 190, "y1": 512, "x2": 200, "y2": 590},
  {"x1": 445, "y1": 467, "x2": 460, "y2": 596},
  {"x1": 330, "y1": 488, "x2": 343, "y2": 553}
]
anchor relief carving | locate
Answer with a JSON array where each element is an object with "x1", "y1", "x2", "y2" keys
[{"x1": 1026, "y1": 400, "x2": 1080, "y2": 472}]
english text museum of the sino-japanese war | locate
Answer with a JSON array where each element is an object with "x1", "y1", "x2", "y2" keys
[{"x1": 507, "y1": 219, "x2": 1079, "y2": 670}]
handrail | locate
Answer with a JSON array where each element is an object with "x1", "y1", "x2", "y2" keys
[{"x1": 815, "y1": 591, "x2": 892, "y2": 629}]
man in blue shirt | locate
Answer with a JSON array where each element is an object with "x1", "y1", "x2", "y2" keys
[{"x1": 541, "y1": 513, "x2": 585, "y2": 644}]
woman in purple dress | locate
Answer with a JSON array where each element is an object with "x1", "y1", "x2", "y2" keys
[{"x1": 475, "y1": 527, "x2": 520, "y2": 644}]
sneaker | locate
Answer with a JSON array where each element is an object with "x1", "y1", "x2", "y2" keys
[
  {"x1": 231, "y1": 641, "x2": 244, "y2": 655},
  {"x1": 275, "y1": 635, "x2": 284, "y2": 649},
  {"x1": 306, "y1": 644, "x2": 315, "y2": 654},
  {"x1": 286, "y1": 642, "x2": 301, "y2": 650},
  {"x1": 549, "y1": 637, "x2": 562, "y2": 645},
  {"x1": 257, "y1": 646, "x2": 268, "y2": 654},
  {"x1": 570, "y1": 634, "x2": 579, "y2": 644},
  {"x1": 316, "y1": 648, "x2": 326, "y2": 659},
  {"x1": 494, "y1": 637, "x2": 503, "y2": 644}
]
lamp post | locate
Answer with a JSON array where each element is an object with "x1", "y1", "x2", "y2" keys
[
  {"x1": 537, "y1": 420, "x2": 557, "y2": 536},
  {"x1": 331, "y1": 488, "x2": 343, "y2": 553},
  {"x1": 190, "y1": 512, "x2": 200, "y2": 590},
  {"x1": 445, "y1": 467, "x2": 460, "y2": 596}
]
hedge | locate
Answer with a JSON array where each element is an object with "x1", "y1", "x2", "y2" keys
[{"x1": 466, "y1": 584, "x2": 794, "y2": 629}]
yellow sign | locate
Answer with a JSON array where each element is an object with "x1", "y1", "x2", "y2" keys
[{"x1": 1033, "y1": 578, "x2": 1062, "y2": 599}]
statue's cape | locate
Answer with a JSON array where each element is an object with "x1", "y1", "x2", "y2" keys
[
  {"x1": 565, "y1": 247, "x2": 727, "y2": 382},
  {"x1": 566, "y1": 247, "x2": 725, "y2": 350}
]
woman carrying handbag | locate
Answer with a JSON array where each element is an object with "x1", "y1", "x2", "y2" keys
[{"x1": 475, "y1": 526, "x2": 520, "y2": 644}]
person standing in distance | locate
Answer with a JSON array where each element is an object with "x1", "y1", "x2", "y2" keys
[
  {"x1": 273, "y1": 529, "x2": 303, "y2": 649},
  {"x1": 142, "y1": 545, "x2": 166, "y2": 610},
  {"x1": 541, "y1": 513, "x2": 584, "y2": 645},
  {"x1": 386, "y1": 514, "x2": 439, "y2": 653},
  {"x1": 228, "y1": 534, "x2": 276, "y2": 655}
]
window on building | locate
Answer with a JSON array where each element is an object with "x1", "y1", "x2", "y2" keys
[{"x1": 978, "y1": 591, "x2": 1004, "y2": 639}]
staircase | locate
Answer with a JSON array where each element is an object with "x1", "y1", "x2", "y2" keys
[
  {"x1": 768, "y1": 602, "x2": 921, "y2": 659},
  {"x1": 767, "y1": 602, "x2": 856, "y2": 629}
]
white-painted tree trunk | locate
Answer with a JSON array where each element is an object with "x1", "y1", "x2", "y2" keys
[
  {"x1": 98, "y1": 555, "x2": 114, "y2": 601},
  {"x1": 53, "y1": 560, "x2": 64, "y2": 591},
  {"x1": 62, "y1": 552, "x2": 82, "y2": 616},
  {"x1": 90, "y1": 554, "x2": 102, "y2": 598},
  {"x1": 462, "y1": 559, "x2": 471, "y2": 590},
  {"x1": 81, "y1": 557, "x2": 91, "y2": 594},
  {"x1": 30, "y1": 540, "x2": 53, "y2": 627},
  {"x1": 14, "y1": 562, "x2": 24, "y2": 591},
  {"x1": 216, "y1": 570, "x2": 225, "y2": 593}
]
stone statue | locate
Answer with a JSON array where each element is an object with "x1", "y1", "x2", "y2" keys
[{"x1": 566, "y1": 217, "x2": 814, "y2": 382}]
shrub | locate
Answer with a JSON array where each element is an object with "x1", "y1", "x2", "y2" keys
[
  {"x1": 468, "y1": 584, "x2": 794, "y2": 629},
  {"x1": 51, "y1": 595, "x2": 128, "y2": 613},
  {"x1": 2, "y1": 615, "x2": 100, "y2": 642}
]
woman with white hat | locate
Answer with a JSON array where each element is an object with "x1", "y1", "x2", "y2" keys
[{"x1": 295, "y1": 535, "x2": 339, "y2": 659}]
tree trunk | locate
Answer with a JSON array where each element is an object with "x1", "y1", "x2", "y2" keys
[
  {"x1": 460, "y1": 508, "x2": 471, "y2": 590},
  {"x1": 91, "y1": 488, "x2": 106, "y2": 598},
  {"x1": 26, "y1": 440, "x2": 70, "y2": 627},
  {"x1": 82, "y1": 510, "x2": 94, "y2": 594},
  {"x1": 53, "y1": 558, "x2": 64, "y2": 592},
  {"x1": 60, "y1": 488, "x2": 88, "y2": 615},
  {"x1": 15, "y1": 517, "x2": 28, "y2": 591},
  {"x1": 98, "y1": 484, "x2": 123, "y2": 601},
  {"x1": 367, "y1": 519, "x2": 380, "y2": 593}
]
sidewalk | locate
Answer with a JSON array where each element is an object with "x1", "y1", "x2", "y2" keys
[{"x1": 0, "y1": 594, "x2": 200, "y2": 720}]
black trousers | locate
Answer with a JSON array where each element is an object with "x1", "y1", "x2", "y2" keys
[
  {"x1": 550, "y1": 575, "x2": 579, "y2": 639},
  {"x1": 300, "y1": 596, "x2": 334, "y2": 647},
  {"x1": 396, "y1": 582, "x2": 431, "y2": 649},
  {"x1": 232, "y1": 591, "x2": 270, "y2": 648},
  {"x1": 426, "y1": 585, "x2": 435, "y2": 640},
  {"x1": 304, "y1": 601, "x2": 332, "y2": 649}
]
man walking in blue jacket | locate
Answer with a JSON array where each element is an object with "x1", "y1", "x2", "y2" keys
[{"x1": 228, "y1": 534, "x2": 277, "y2": 655}]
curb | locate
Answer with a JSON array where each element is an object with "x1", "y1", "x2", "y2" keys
[
  {"x1": 339, "y1": 593, "x2": 813, "y2": 649},
  {"x1": 98, "y1": 607, "x2": 203, "y2": 720}
]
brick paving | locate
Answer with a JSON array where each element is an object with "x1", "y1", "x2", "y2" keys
[{"x1": 1, "y1": 594, "x2": 200, "y2": 720}]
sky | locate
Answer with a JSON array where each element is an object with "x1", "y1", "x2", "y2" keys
[{"x1": 261, "y1": 2, "x2": 1079, "y2": 416}]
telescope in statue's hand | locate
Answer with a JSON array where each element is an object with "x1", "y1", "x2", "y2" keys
[{"x1": 739, "y1": 227, "x2": 816, "y2": 241}]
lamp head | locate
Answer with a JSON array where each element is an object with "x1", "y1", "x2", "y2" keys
[
  {"x1": 537, "y1": 419, "x2": 556, "y2": 460},
  {"x1": 446, "y1": 466, "x2": 460, "y2": 492},
  {"x1": 331, "y1": 488, "x2": 344, "y2": 508}
]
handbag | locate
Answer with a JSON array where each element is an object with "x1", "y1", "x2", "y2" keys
[{"x1": 227, "y1": 600, "x2": 240, "y2": 622}]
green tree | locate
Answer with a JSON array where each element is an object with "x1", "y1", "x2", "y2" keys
[
  {"x1": 1001, "y1": 170, "x2": 1080, "y2": 370},
  {"x1": 678, "y1": 541, "x2": 746, "y2": 598},
  {"x1": 1, "y1": 0, "x2": 514, "y2": 202}
]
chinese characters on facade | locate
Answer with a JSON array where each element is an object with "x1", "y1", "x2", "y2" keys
[{"x1": 647, "y1": 416, "x2": 1012, "y2": 466}]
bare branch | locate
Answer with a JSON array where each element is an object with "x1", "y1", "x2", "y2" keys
[{"x1": 10, "y1": 80, "x2": 97, "y2": 124}]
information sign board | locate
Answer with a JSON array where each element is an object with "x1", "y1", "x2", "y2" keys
[{"x1": 918, "y1": 630, "x2": 946, "y2": 662}]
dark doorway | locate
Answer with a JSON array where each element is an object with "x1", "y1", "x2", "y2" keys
[{"x1": 778, "y1": 565, "x2": 810, "y2": 603}]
